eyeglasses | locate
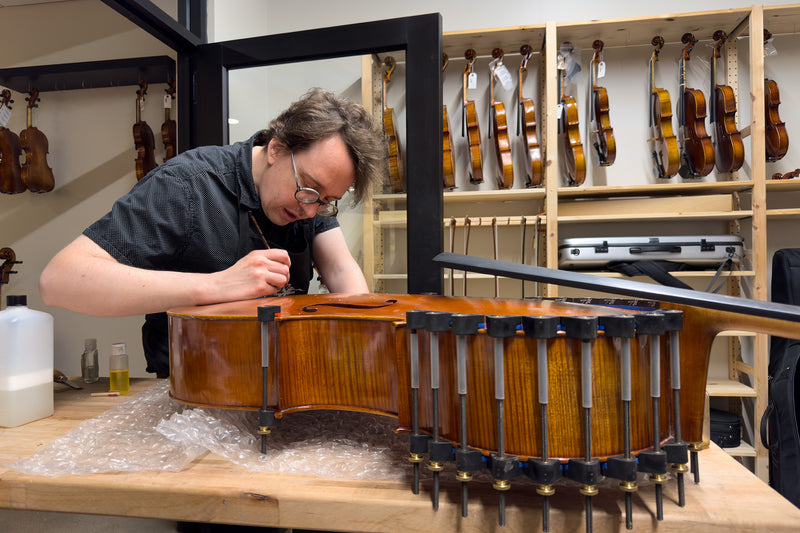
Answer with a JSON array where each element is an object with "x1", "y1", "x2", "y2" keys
[{"x1": 291, "y1": 152, "x2": 338, "y2": 217}]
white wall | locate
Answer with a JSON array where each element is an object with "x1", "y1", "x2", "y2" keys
[{"x1": 1, "y1": 0, "x2": 797, "y2": 379}]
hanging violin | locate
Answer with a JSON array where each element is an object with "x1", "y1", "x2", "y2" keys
[
  {"x1": 590, "y1": 40, "x2": 615, "y2": 166},
  {"x1": 764, "y1": 30, "x2": 788, "y2": 163},
  {"x1": 161, "y1": 78, "x2": 177, "y2": 163},
  {"x1": 649, "y1": 36, "x2": 679, "y2": 179},
  {"x1": 382, "y1": 56, "x2": 404, "y2": 193},
  {"x1": 133, "y1": 81, "x2": 157, "y2": 181},
  {"x1": 0, "y1": 90, "x2": 25, "y2": 194},
  {"x1": 558, "y1": 45, "x2": 585, "y2": 186},
  {"x1": 710, "y1": 30, "x2": 744, "y2": 174},
  {"x1": 0, "y1": 247, "x2": 21, "y2": 303},
  {"x1": 462, "y1": 49, "x2": 483, "y2": 184},
  {"x1": 442, "y1": 54, "x2": 456, "y2": 189},
  {"x1": 517, "y1": 45, "x2": 542, "y2": 187},
  {"x1": 677, "y1": 33, "x2": 715, "y2": 178},
  {"x1": 20, "y1": 88, "x2": 55, "y2": 192},
  {"x1": 489, "y1": 48, "x2": 513, "y2": 189}
]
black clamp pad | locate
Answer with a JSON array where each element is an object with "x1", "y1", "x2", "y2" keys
[
  {"x1": 598, "y1": 315, "x2": 636, "y2": 338},
  {"x1": 425, "y1": 311, "x2": 452, "y2": 332},
  {"x1": 566, "y1": 458, "x2": 600, "y2": 485},
  {"x1": 486, "y1": 315, "x2": 520, "y2": 338},
  {"x1": 489, "y1": 453, "x2": 522, "y2": 481},
  {"x1": 635, "y1": 312, "x2": 666, "y2": 336},
  {"x1": 409, "y1": 433, "x2": 430, "y2": 454},
  {"x1": 258, "y1": 409, "x2": 277, "y2": 428},
  {"x1": 604, "y1": 456, "x2": 638, "y2": 482},
  {"x1": 406, "y1": 310, "x2": 428, "y2": 331},
  {"x1": 257, "y1": 305, "x2": 281, "y2": 323},
  {"x1": 664, "y1": 440, "x2": 689, "y2": 464},
  {"x1": 451, "y1": 313, "x2": 483, "y2": 336},
  {"x1": 637, "y1": 450, "x2": 667, "y2": 474},
  {"x1": 429, "y1": 440, "x2": 455, "y2": 463},
  {"x1": 662, "y1": 309, "x2": 684, "y2": 333},
  {"x1": 455, "y1": 448, "x2": 485, "y2": 472},
  {"x1": 521, "y1": 315, "x2": 560, "y2": 339},
  {"x1": 561, "y1": 316, "x2": 598, "y2": 340},
  {"x1": 525, "y1": 458, "x2": 562, "y2": 484}
]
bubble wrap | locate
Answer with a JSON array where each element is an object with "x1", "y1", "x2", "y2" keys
[{"x1": 7, "y1": 381, "x2": 415, "y2": 481}]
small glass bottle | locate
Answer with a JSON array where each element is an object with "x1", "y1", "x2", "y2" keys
[
  {"x1": 108, "y1": 342, "x2": 129, "y2": 395},
  {"x1": 81, "y1": 338, "x2": 99, "y2": 384}
]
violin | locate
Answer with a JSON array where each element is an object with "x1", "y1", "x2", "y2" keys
[
  {"x1": 0, "y1": 90, "x2": 25, "y2": 194},
  {"x1": 678, "y1": 33, "x2": 715, "y2": 178},
  {"x1": 764, "y1": 30, "x2": 789, "y2": 163},
  {"x1": 517, "y1": 45, "x2": 542, "y2": 187},
  {"x1": 161, "y1": 78, "x2": 177, "y2": 163},
  {"x1": 710, "y1": 31, "x2": 744, "y2": 173},
  {"x1": 773, "y1": 169, "x2": 800, "y2": 180},
  {"x1": 590, "y1": 40, "x2": 616, "y2": 166},
  {"x1": 489, "y1": 48, "x2": 513, "y2": 189},
  {"x1": 558, "y1": 45, "x2": 585, "y2": 186},
  {"x1": 442, "y1": 54, "x2": 456, "y2": 189},
  {"x1": 382, "y1": 56, "x2": 404, "y2": 193},
  {"x1": 462, "y1": 49, "x2": 483, "y2": 184},
  {"x1": 133, "y1": 81, "x2": 157, "y2": 181},
  {"x1": 649, "y1": 36, "x2": 679, "y2": 179},
  {"x1": 19, "y1": 88, "x2": 55, "y2": 192}
]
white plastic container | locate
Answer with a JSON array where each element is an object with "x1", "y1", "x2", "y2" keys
[{"x1": 0, "y1": 294, "x2": 54, "y2": 427}]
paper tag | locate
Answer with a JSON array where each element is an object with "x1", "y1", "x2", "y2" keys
[
  {"x1": 468, "y1": 72, "x2": 478, "y2": 90},
  {"x1": 139, "y1": 98, "x2": 146, "y2": 113},
  {"x1": 0, "y1": 104, "x2": 10, "y2": 127},
  {"x1": 765, "y1": 40, "x2": 778, "y2": 57},
  {"x1": 494, "y1": 63, "x2": 514, "y2": 91},
  {"x1": 597, "y1": 61, "x2": 606, "y2": 78},
  {"x1": 557, "y1": 103, "x2": 563, "y2": 117},
  {"x1": 163, "y1": 94, "x2": 172, "y2": 109}
]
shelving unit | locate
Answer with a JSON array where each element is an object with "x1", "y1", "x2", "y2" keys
[{"x1": 363, "y1": 4, "x2": 800, "y2": 480}]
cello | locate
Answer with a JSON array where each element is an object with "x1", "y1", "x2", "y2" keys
[
  {"x1": 590, "y1": 39, "x2": 616, "y2": 166},
  {"x1": 517, "y1": 44, "x2": 542, "y2": 187},
  {"x1": 161, "y1": 78, "x2": 177, "y2": 163},
  {"x1": 677, "y1": 33, "x2": 715, "y2": 178},
  {"x1": 649, "y1": 36, "x2": 679, "y2": 179},
  {"x1": 19, "y1": 88, "x2": 55, "y2": 192},
  {"x1": 0, "y1": 90, "x2": 25, "y2": 194},
  {"x1": 710, "y1": 30, "x2": 744, "y2": 173},
  {"x1": 764, "y1": 30, "x2": 789, "y2": 162},
  {"x1": 133, "y1": 81, "x2": 157, "y2": 181},
  {"x1": 489, "y1": 48, "x2": 514, "y2": 189},
  {"x1": 462, "y1": 49, "x2": 483, "y2": 184},
  {"x1": 382, "y1": 56, "x2": 404, "y2": 193},
  {"x1": 442, "y1": 54, "x2": 456, "y2": 189},
  {"x1": 558, "y1": 46, "x2": 585, "y2": 186}
]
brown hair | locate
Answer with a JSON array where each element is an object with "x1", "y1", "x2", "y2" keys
[{"x1": 261, "y1": 88, "x2": 386, "y2": 205}]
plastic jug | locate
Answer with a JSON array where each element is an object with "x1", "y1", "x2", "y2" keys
[{"x1": 0, "y1": 294, "x2": 54, "y2": 427}]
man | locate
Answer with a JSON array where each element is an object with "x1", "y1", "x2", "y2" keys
[{"x1": 40, "y1": 88, "x2": 386, "y2": 377}]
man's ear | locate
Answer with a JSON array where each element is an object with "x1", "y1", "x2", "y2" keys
[{"x1": 266, "y1": 138, "x2": 287, "y2": 165}]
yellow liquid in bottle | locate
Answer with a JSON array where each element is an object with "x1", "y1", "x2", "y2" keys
[{"x1": 109, "y1": 369, "x2": 130, "y2": 395}]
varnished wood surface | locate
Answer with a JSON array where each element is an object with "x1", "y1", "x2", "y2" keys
[{"x1": 1, "y1": 379, "x2": 799, "y2": 532}]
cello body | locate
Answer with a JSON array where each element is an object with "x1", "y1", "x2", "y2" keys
[{"x1": 167, "y1": 292, "x2": 752, "y2": 461}]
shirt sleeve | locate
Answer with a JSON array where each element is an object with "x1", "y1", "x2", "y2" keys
[{"x1": 83, "y1": 166, "x2": 194, "y2": 270}]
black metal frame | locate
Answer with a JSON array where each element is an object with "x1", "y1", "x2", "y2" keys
[{"x1": 188, "y1": 14, "x2": 444, "y2": 295}]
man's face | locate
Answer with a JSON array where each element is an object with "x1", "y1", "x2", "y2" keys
[{"x1": 260, "y1": 134, "x2": 354, "y2": 226}]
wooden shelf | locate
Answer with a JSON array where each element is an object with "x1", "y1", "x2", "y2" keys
[{"x1": 707, "y1": 378, "x2": 757, "y2": 397}]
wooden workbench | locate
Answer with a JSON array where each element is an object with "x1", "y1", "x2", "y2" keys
[{"x1": 1, "y1": 379, "x2": 798, "y2": 532}]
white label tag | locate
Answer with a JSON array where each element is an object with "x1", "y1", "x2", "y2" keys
[
  {"x1": 468, "y1": 72, "x2": 478, "y2": 90},
  {"x1": 494, "y1": 63, "x2": 514, "y2": 91},
  {"x1": 163, "y1": 94, "x2": 172, "y2": 109},
  {"x1": 765, "y1": 40, "x2": 778, "y2": 57},
  {"x1": 597, "y1": 61, "x2": 606, "y2": 78},
  {"x1": 557, "y1": 103, "x2": 563, "y2": 117},
  {"x1": 0, "y1": 104, "x2": 10, "y2": 127}
]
